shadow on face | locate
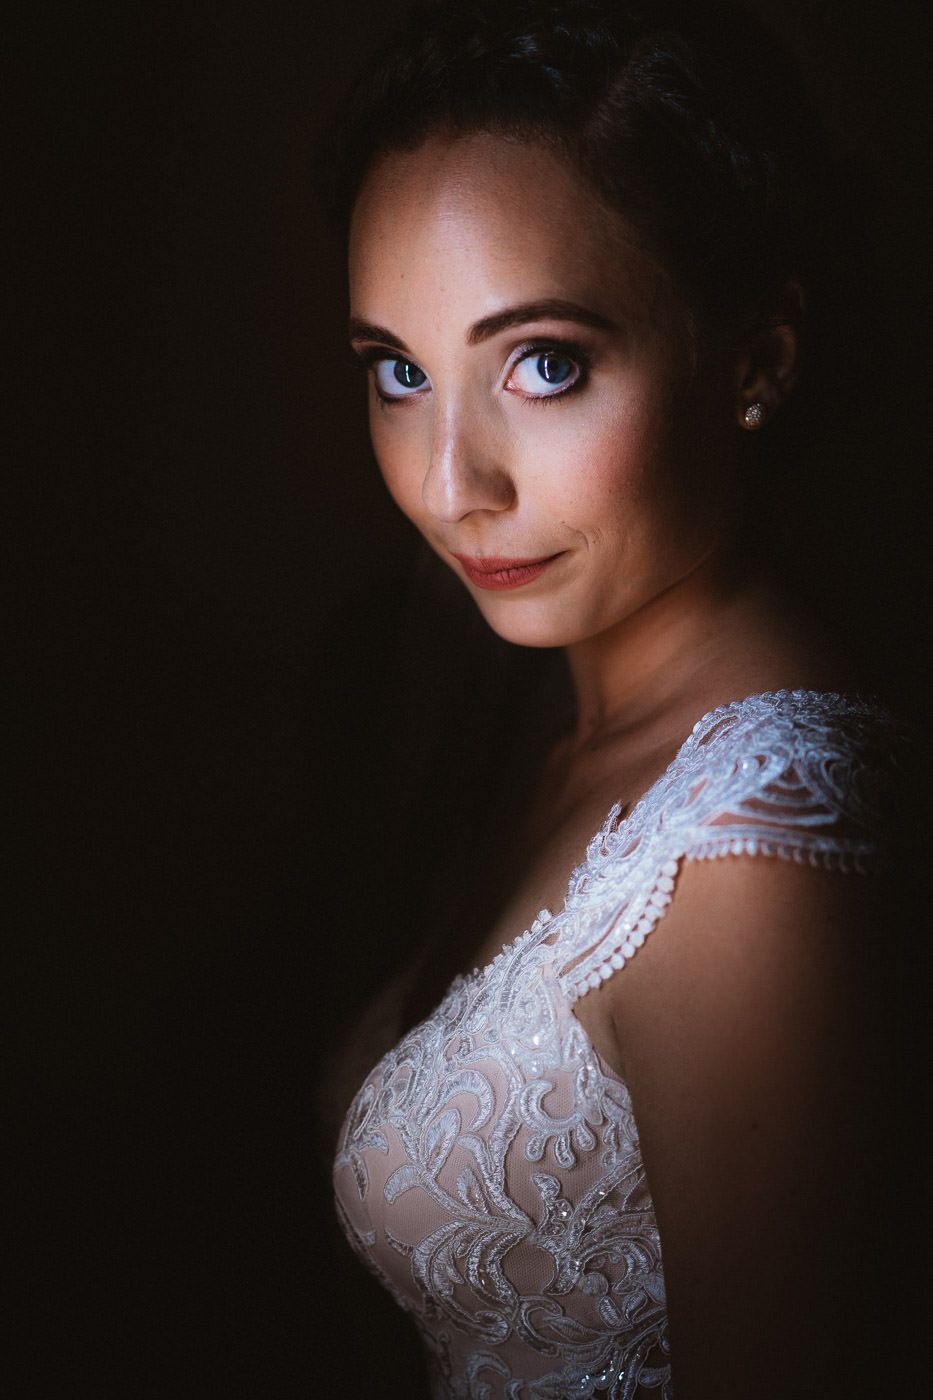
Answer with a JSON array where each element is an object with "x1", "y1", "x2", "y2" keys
[{"x1": 347, "y1": 131, "x2": 748, "y2": 650}]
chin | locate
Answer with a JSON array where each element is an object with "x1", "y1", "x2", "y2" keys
[{"x1": 471, "y1": 595, "x2": 598, "y2": 650}]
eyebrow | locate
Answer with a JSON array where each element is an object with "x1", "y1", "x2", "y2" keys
[
  {"x1": 347, "y1": 298, "x2": 619, "y2": 355},
  {"x1": 467, "y1": 299, "x2": 618, "y2": 345}
]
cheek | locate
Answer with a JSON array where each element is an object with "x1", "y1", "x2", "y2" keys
[
  {"x1": 532, "y1": 393, "x2": 663, "y2": 528},
  {"x1": 368, "y1": 407, "x2": 427, "y2": 519}
]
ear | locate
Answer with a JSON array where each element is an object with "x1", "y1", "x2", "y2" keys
[{"x1": 733, "y1": 278, "x2": 806, "y2": 430}]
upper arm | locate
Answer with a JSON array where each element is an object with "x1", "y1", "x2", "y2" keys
[{"x1": 602, "y1": 852, "x2": 901, "y2": 1399}]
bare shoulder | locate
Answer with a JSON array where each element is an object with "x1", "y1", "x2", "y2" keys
[
  {"x1": 615, "y1": 852, "x2": 883, "y2": 1038},
  {"x1": 589, "y1": 853, "x2": 908, "y2": 1397},
  {"x1": 603, "y1": 854, "x2": 891, "y2": 1176}
]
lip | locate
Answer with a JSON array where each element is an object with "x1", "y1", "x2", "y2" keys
[{"x1": 452, "y1": 552, "x2": 563, "y2": 591}]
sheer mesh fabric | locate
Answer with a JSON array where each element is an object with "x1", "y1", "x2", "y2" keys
[{"x1": 333, "y1": 691, "x2": 905, "y2": 1399}]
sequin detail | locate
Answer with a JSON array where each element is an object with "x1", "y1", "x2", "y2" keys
[{"x1": 333, "y1": 691, "x2": 904, "y2": 1398}]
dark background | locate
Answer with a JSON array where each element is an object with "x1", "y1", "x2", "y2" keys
[{"x1": 12, "y1": 1, "x2": 930, "y2": 1394}]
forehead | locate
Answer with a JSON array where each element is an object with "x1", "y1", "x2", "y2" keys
[{"x1": 348, "y1": 131, "x2": 676, "y2": 334}]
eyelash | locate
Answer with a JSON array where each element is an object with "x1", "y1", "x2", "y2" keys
[
  {"x1": 352, "y1": 339, "x2": 592, "y2": 407},
  {"x1": 509, "y1": 339, "x2": 592, "y2": 407}
]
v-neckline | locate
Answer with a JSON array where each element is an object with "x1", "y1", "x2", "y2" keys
[{"x1": 454, "y1": 687, "x2": 869, "y2": 989}]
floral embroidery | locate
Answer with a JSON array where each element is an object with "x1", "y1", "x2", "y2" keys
[{"x1": 333, "y1": 691, "x2": 904, "y2": 1399}]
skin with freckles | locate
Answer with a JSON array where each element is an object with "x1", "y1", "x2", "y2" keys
[
  {"x1": 349, "y1": 132, "x2": 744, "y2": 657},
  {"x1": 347, "y1": 130, "x2": 829, "y2": 754},
  {"x1": 341, "y1": 130, "x2": 892, "y2": 1400},
  {"x1": 345, "y1": 125, "x2": 862, "y2": 1079}
]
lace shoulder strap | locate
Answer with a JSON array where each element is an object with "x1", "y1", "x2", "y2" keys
[{"x1": 551, "y1": 689, "x2": 910, "y2": 1003}]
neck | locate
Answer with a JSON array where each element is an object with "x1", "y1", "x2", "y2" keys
[{"x1": 564, "y1": 545, "x2": 809, "y2": 752}]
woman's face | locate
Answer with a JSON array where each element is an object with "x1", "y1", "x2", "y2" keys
[{"x1": 348, "y1": 131, "x2": 741, "y2": 648}]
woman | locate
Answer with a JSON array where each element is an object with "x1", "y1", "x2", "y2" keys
[{"x1": 317, "y1": 2, "x2": 917, "y2": 1395}]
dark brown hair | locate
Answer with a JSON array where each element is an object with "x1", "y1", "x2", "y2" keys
[
  {"x1": 314, "y1": 0, "x2": 884, "y2": 466},
  {"x1": 314, "y1": 0, "x2": 922, "y2": 1028}
]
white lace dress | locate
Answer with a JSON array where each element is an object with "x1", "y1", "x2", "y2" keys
[{"x1": 333, "y1": 690, "x2": 904, "y2": 1399}]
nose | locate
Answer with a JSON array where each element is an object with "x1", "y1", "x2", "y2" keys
[{"x1": 421, "y1": 398, "x2": 516, "y2": 523}]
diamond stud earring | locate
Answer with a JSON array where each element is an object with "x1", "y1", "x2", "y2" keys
[{"x1": 743, "y1": 402, "x2": 766, "y2": 429}]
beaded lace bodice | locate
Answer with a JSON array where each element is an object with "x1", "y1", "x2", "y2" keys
[{"x1": 333, "y1": 691, "x2": 904, "y2": 1400}]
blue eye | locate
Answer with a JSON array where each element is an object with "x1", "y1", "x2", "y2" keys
[
  {"x1": 373, "y1": 358, "x2": 429, "y2": 398},
  {"x1": 538, "y1": 352, "x2": 574, "y2": 384},
  {"x1": 509, "y1": 349, "x2": 581, "y2": 397}
]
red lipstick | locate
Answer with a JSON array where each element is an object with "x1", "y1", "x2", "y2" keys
[{"x1": 453, "y1": 552, "x2": 562, "y2": 591}]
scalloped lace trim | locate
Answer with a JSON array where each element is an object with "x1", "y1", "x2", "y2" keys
[
  {"x1": 562, "y1": 838, "x2": 883, "y2": 1003},
  {"x1": 332, "y1": 688, "x2": 904, "y2": 1400},
  {"x1": 550, "y1": 688, "x2": 899, "y2": 1002}
]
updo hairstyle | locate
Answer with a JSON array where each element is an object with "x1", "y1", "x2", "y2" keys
[{"x1": 314, "y1": 0, "x2": 884, "y2": 469}]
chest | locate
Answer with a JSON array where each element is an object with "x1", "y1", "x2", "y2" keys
[
  {"x1": 461, "y1": 729, "x2": 679, "y2": 981},
  {"x1": 458, "y1": 776, "x2": 651, "y2": 1082},
  {"x1": 332, "y1": 904, "x2": 672, "y2": 1397},
  {"x1": 462, "y1": 791, "x2": 623, "y2": 974}
]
